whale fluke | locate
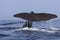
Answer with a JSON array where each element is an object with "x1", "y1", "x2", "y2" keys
[{"x1": 13, "y1": 11, "x2": 57, "y2": 28}]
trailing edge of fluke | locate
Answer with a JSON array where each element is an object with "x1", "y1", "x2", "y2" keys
[{"x1": 13, "y1": 11, "x2": 57, "y2": 21}]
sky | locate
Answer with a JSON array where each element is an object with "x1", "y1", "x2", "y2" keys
[{"x1": 0, "y1": 0, "x2": 60, "y2": 20}]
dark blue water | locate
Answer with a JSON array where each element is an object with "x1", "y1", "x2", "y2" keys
[{"x1": 0, "y1": 20, "x2": 60, "y2": 40}]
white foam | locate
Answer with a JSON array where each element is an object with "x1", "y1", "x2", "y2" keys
[
  {"x1": 16, "y1": 27, "x2": 40, "y2": 31},
  {"x1": 14, "y1": 27, "x2": 59, "y2": 33},
  {"x1": 48, "y1": 27, "x2": 59, "y2": 30}
]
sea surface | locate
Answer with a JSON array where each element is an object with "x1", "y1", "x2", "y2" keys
[{"x1": 0, "y1": 20, "x2": 60, "y2": 40}]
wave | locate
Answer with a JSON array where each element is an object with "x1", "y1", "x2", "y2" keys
[
  {"x1": 0, "y1": 27, "x2": 20, "y2": 31},
  {"x1": 0, "y1": 27, "x2": 60, "y2": 39},
  {"x1": 0, "y1": 27, "x2": 60, "y2": 33},
  {"x1": 0, "y1": 26, "x2": 60, "y2": 34},
  {"x1": 0, "y1": 22, "x2": 21, "y2": 25},
  {"x1": 14, "y1": 27, "x2": 60, "y2": 33},
  {"x1": 0, "y1": 34, "x2": 10, "y2": 37}
]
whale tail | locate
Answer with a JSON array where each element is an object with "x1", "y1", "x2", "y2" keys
[{"x1": 22, "y1": 21, "x2": 32, "y2": 28}]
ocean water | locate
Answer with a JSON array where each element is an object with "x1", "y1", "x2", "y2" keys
[{"x1": 0, "y1": 20, "x2": 60, "y2": 40}]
